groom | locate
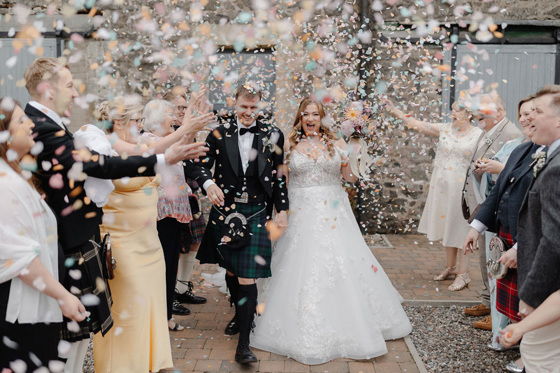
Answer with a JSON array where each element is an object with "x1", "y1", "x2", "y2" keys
[{"x1": 190, "y1": 83, "x2": 288, "y2": 363}]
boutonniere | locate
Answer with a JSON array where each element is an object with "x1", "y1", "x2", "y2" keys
[
  {"x1": 531, "y1": 151, "x2": 547, "y2": 177},
  {"x1": 484, "y1": 135, "x2": 493, "y2": 146},
  {"x1": 262, "y1": 130, "x2": 279, "y2": 153}
]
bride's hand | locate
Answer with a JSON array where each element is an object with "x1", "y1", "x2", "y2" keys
[
  {"x1": 267, "y1": 211, "x2": 288, "y2": 241},
  {"x1": 275, "y1": 210, "x2": 288, "y2": 229}
]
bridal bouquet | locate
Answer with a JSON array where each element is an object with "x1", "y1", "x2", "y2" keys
[
  {"x1": 340, "y1": 101, "x2": 377, "y2": 139},
  {"x1": 339, "y1": 100, "x2": 377, "y2": 180}
]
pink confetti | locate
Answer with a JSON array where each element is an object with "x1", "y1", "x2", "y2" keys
[{"x1": 49, "y1": 173, "x2": 64, "y2": 189}]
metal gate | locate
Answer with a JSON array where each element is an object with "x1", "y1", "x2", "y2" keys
[
  {"x1": 0, "y1": 38, "x2": 59, "y2": 104},
  {"x1": 442, "y1": 44, "x2": 557, "y2": 119}
]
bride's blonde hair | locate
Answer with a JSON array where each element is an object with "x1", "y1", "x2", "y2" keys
[{"x1": 288, "y1": 97, "x2": 337, "y2": 160}]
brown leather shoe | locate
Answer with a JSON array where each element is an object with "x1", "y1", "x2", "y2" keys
[
  {"x1": 473, "y1": 315, "x2": 492, "y2": 330},
  {"x1": 464, "y1": 304, "x2": 491, "y2": 316}
]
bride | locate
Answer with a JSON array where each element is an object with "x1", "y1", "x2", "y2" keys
[{"x1": 250, "y1": 97, "x2": 412, "y2": 365}]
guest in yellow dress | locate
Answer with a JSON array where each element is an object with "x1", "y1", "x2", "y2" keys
[{"x1": 92, "y1": 96, "x2": 173, "y2": 372}]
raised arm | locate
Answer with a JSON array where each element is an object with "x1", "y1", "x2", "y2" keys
[
  {"x1": 111, "y1": 92, "x2": 215, "y2": 156},
  {"x1": 383, "y1": 98, "x2": 440, "y2": 137}
]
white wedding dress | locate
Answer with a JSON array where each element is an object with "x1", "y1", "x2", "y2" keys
[{"x1": 251, "y1": 148, "x2": 412, "y2": 365}]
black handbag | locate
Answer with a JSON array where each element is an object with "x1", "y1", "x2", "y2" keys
[{"x1": 189, "y1": 194, "x2": 201, "y2": 218}]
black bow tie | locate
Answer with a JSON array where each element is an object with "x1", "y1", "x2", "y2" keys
[{"x1": 239, "y1": 126, "x2": 258, "y2": 136}]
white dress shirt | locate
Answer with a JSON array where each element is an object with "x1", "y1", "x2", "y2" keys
[
  {"x1": 203, "y1": 119, "x2": 257, "y2": 191},
  {"x1": 547, "y1": 137, "x2": 560, "y2": 157},
  {"x1": 237, "y1": 119, "x2": 257, "y2": 174}
]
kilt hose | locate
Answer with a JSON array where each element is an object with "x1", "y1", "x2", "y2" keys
[
  {"x1": 197, "y1": 202, "x2": 271, "y2": 279},
  {"x1": 496, "y1": 228, "x2": 521, "y2": 322}
]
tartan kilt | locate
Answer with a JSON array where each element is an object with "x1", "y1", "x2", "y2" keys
[
  {"x1": 189, "y1": 211, "x2": 206, "y2": 243},
  {"x1": 60, "y1": 237, "x2": 114, "y2": 342},
  {"x1": 496, "y1": 228, "x2": 521, "y2": 322},
  {"x1": 197, "y1": 202, "x2": 271, "y2": 279},
  {"x1": 180, "y1": 210, "x2": 206, "y2": 253}
]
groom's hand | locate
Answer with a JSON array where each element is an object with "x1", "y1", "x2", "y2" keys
[{"x1": 207, "y1": 184, "x2": 224, "y2": 206}]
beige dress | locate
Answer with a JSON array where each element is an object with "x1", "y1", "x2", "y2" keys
[
  {"x1": 418, "y1": 122, "x2": 483, "y2": 248},
  {"x1": 93, "y1": 176, "x2": 173, "y2": 373}
]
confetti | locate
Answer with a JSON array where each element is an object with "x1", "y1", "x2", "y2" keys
[
  {"x1": 81, "y1": 294, "x2": 101, "y2": 307},
  {"x1": 254, "y1": 255, "x2": 267, "y2": 266}
]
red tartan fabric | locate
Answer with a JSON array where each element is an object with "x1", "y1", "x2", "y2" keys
[
  {"x1": 496, "y1": 228, "x2": 521, "y2": 322},
  {"x1": 188, "y1": 212, "x2": 206, "y2": 243}
]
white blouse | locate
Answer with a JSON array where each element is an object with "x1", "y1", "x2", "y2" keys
[
  {"x1": 73, "y1": 124, "x2": 116, "y2": 207},
  {"x1": 0, "y1": 159, "x2": 62, "y2": 323}
]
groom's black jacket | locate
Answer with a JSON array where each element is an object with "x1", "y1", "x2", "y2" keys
[{"x1": 186, "y1": 115, "x2": 288, "y2": 214}]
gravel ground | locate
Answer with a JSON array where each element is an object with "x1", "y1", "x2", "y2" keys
[
  {"x1": 83, "y1": 304, "x2": 520, "y2": 373},
  {"x1": 83, "y1": 339, "x2": 93, "y2": 373},
  {"x1": 405, "y1": 305, "x2": 520, "y2": 373}
]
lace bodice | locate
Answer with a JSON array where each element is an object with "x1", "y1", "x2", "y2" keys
[
  {"x1": 289, "y1": 149, "x2": 342, "y2": 189},
  {"x1": 433, "y1": 122, "x2": 483, "y2": 172}
]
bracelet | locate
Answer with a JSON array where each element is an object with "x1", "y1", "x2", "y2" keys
[{"x1": 341, "y1": 161, "x2": 348, "y2": 167}]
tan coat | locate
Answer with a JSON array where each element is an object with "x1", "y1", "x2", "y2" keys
[{"x1": 461, "y1": 117, "x2": 523, "y2": 220}]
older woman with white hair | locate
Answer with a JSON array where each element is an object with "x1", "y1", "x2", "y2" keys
[{"x1": 142, "y1": 99, "x2": 195, "y2": 329}]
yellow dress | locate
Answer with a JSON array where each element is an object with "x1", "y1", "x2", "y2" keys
[{"x1": 93, "y1": 176, "x2": 173, "y2": 373}]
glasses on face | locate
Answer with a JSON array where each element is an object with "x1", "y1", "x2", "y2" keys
[
  {"x1": 129, "y1": 117, "x2": 145, "y2": 125},
  {"x1": 177, "y1": 105, "x2": 188, "y2": 112}
]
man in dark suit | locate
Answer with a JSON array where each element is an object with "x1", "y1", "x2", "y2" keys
[
  {"x1": 515, "y1": 85, "x2": 560, "y2": 371},
  {"x1": 23, "y1": 57, "x2": 207, "y2": 371},
  {"x1": 190, "y1": 84, "x2": 288, "y2": 364}
]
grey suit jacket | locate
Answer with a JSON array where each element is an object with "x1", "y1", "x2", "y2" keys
[
  {"x1": 517, "y1": 146, "x2": 560, "y2": 308},
  {"x1": 461, "y1": 117, "x2": 523, "y2": 219}
]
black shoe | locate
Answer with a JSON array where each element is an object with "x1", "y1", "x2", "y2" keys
[
  {"x1": 235, "y1": 342, "x2": 257, "y2": 364},
  {"x1": 175, "y1": 289, "x2": 207, "y2": 304},
  {"x1": 176, "y1": 281, "x2": 207, "y2": 304},
  {"x1": 234, "y1": 283, "x2": 258, "y2": 364},
  {"x1": 225, "y1": 315, "x2": 240, "y2": 335},
  {"x1": 172, "y1": 300, "x2": 191, "y2": 315}
]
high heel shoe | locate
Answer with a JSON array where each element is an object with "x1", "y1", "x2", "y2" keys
[
  {"x1": 448, "y1": 273, "x2": 471, "y2": 291},
  {"x1": 433, "y1": 265, "x2": 457, "y2": 281},
  {"x1": 168, "y1": 318, "x2": 184, "y2": 331},
  {"x1": 506, "y1": 361, "x2": 523, "y2": 373}
]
